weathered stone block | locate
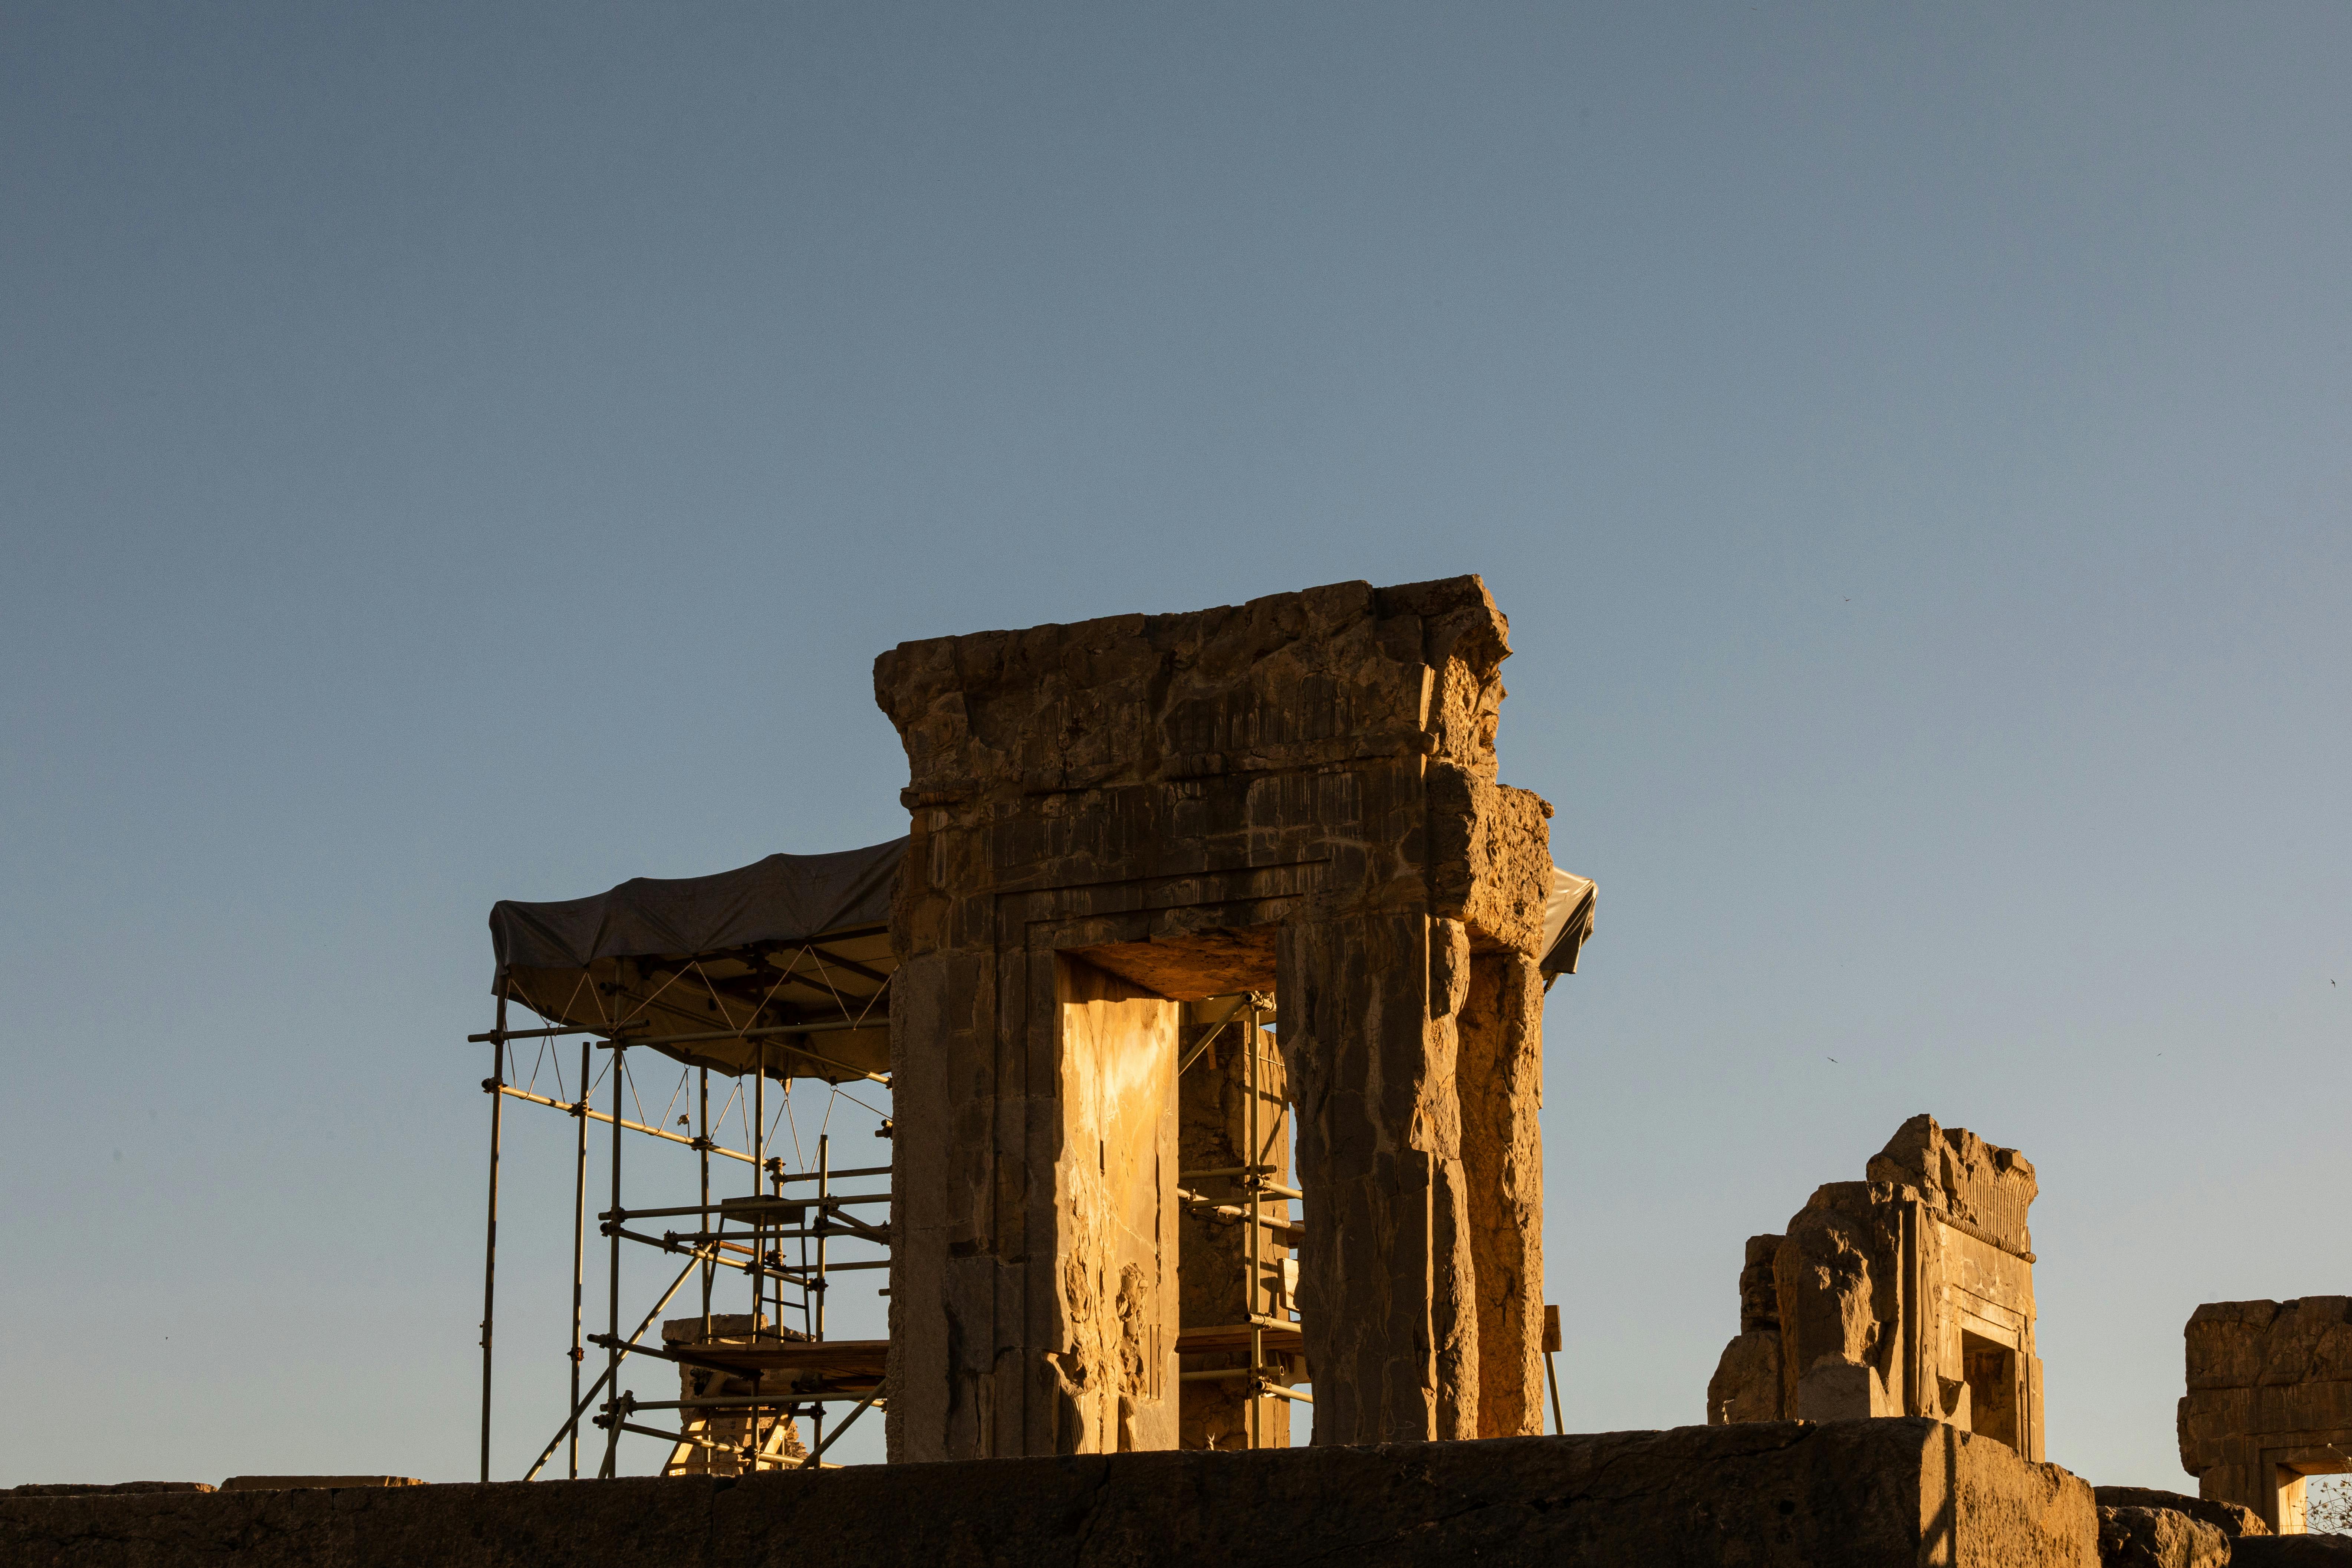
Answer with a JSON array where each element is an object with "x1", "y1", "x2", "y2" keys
[
  {"x1": 2095, "y1": 1504, "x2": 2229, "y2": 1568},
  {"x1": 2185, "y1": 1301, "x2": 2279, "y2": 1390},
  {"x1": 1741, "y1": 1233, "x2": 1784, "y2": 1334},
  {"x1": 2092, "y1": 1487, "x2": 2267, "y2": 1539},
  {"x1": 2253, "y1": 1299, "x2": 2352, "y2": 1386},
  {"x1": 2177, "y1": 1297, "x2": 2352, "y2": 1533},
  {"x1": 1776, "y1": 1181, "x2": 1915, "y2": 1420},
  {"x1": 1708, "y1": 1328, "x2": 1784, "y2": 1424}
]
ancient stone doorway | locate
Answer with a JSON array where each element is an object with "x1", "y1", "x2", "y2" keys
[
  {"x1": 1961, "y1": 1331, "x2": 2021, "y2": 1453},
  {"x1": 2178, "y1": 1296, "x2": 2352, "y2": 1533},
  {"x1": 2264, "y1": 1453, "x2": 2352, "y2": 1535},
  {"x1": 1068, "y1": 926, "x2": 1305, "y2": 1448},
  {"x1": 875, "y1": 576, "x2": 1564, "y2": 1458}
]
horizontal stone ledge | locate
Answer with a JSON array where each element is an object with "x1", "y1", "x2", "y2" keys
[{"x1": 0, "y1": 1419, "x2": 2095, "y2": 1568}]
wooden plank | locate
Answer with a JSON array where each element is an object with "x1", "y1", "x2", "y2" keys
[
  {"x1": 1176, "y1": 1323, "x2": 1305, "y2": 1357},
  {"x1": 673, "y1": 1339, "x2": 891, "y2": 1379}
]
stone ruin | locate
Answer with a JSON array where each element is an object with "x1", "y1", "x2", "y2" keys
[
  {"x1": 871, "y1": 575, "x2": 1566, "y2": 1457},
  {"x1": 23, "y1": 574, "x2": 2352, "y2": 1564},
  {"x1": 1707, "y1": 1113, "x2": 2046, "y2": 1460},
  {"x1": 2180, "y1": 1296, "x2": 2352, "y2": 1534}
]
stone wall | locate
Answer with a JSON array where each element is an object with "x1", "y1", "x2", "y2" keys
[
  {"x1": 0, "y1": 1419, "x2": 2098, "y2": 1568},
  {"x1": 2179, "y1": 1296, "x2": 2352, "y2": 1532},
  {"x1": 874, "y1": 577, "x2": 1556, "y2": 1457}
]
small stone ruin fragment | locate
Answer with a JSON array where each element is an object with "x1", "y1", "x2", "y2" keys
[{"x1": 1706, "y1": 1112, "x2": 2045, "y2": 1459}]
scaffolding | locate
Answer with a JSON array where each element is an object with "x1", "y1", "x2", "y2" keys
[
  {"x1": 474, "y1": 844, "x2": 902, "y2": 1481},
  {"x1": 1174, "y1": 993, "x2": 1309, "y2": 1444},
  {"x1": 470, "y1": 838, "x2": 1378, "y2": 1470}
]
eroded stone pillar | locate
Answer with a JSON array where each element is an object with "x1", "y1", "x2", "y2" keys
[
  {"x1": 1458, "y1": 948, "x2": 1547, "y2": 1437},
  {"x1": 1278, "y1": 912, "x2": 1479, "y2": 1442}
]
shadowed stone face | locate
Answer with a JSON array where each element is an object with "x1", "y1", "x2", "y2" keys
[
  {"x1": 872, "y1": 576, "x2": 1556, "y2": 1458},
  {"x1": 0, "y1": 1419, "x2": 2104, "y2": 1567}
]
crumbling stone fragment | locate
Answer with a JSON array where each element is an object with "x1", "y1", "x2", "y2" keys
[
  {"x1": 2093, "y1": 1486, "x2": 2267, "y2": 1539},
  {"x1": 1709, "y1": 1114, "x2": 2044, "y2": 1461},
  {"x1": 1868, "y1": 1114, "x2": 2037, "y2": 1255},
  {"x1": 2096, "y1": 1504, "x2": 2230, "y2": 1568}
]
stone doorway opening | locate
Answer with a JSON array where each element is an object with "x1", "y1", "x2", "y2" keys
[
  {"x1": 1065, "y1": 926, "x2": 1305, "y2": 1449},
  {"x1": 1960, "y1": 1330, "x2": 2021, "y2": 1453},
  {"x1": 2276, "y1": 1456, "x2": 2352, "y2": 1535}
]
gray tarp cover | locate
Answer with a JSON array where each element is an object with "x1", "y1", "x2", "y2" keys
[
  {"x1": 488, "y1": 835, "x2": 1588, "y2": 997},
  {"x1": 489, "y1": 838, "x2": 906, "y2": 981},
  {"x1": 1540, "y1": 867, "x2": 1598, "y2": 980}
]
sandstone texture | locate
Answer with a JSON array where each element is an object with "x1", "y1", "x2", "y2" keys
[
  {"x1": 2178, "y1": 1296, "x2": 2352, "y2": 1534},
  {"x1": 1708, "y1": 1114, "x2": 2045, "y2": 1462},
  {"x1": 221, "y1": 1477, "x2": 424, "y2": 1490},
  {"x1": 2095, "y1": 1504, "x2": 2228, "y2": 1568},
  {"x1": 874, "y1": 578, "x2": 1558, "y2": 1457},
  {"x1": 0, "y1": 1418, "x2": 2096, "y2": 1568},
  {"x1": 4, "y1": 1483, "x2": 215, "y2": 1496},
  {"x1": 2092, "y1": 1486, "x2": 2267, "y2": 1539}
]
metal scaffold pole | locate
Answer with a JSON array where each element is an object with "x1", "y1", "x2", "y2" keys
[
  {"x1": 479, "y1": 987, "x2": 507, "y2": 1483},
  {"x1": 569, "y1": 1039, "x2": 589, "y2": 1478},
  {"x1": 1246, "y1": 1002, "x2": 1261, "y2": 1452},
  {"x1": 603, "y1": 1042, "x2": 625, "y2": 1478},
  {"x1": 816, "y1": 1133, "x2": 830, "y2": 1342},
  {"x1": 750, "y1": 1045, "x2": 765, "y2": 1471},
  {"x1": 698, "y1": 1067, "x2": 711, "y2": 1339}
]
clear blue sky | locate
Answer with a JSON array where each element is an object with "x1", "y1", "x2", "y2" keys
[{"x1": 3, "y1": 1, "x2": 2346, "y2": 1487}]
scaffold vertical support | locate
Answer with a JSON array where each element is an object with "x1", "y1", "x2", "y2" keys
[
  {"x1": 568, "y1": 1038, "x2": 589, "y2": 1479},
  {"x1": 479, "y1": 986, "x2": 506, "y2": 1484},
  {"x1": 698, "y1": 1067, "x2": 711, "y2": 1339},
  {"x1": 603, "y1": 1041, "x2": 624, "y2": 1479}
]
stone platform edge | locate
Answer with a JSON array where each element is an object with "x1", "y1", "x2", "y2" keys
[{"x1": 0, "y1": 1418, "x2": 2094, "y2": 1568}]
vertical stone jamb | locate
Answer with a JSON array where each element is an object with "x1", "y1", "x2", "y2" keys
[{"x1": 1458, "y1": 947, "x2": 1547, "y2": 1436}]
